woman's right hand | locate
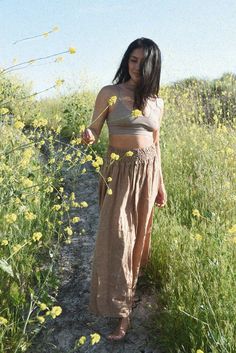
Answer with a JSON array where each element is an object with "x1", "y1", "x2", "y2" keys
[{"x1": 81, "y1": 128, "x2": 96, "y2": 145}]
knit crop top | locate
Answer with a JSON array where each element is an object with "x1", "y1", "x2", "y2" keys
[{"x1": 106, "y1": 85, "x2": 164, "y2": 136}]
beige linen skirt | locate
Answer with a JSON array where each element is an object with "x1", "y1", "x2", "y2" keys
[{"x1": 88, "y1": 142, "x2": 160, "y2": 318}]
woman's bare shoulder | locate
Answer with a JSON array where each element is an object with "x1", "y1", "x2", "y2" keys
[{"x1": 99, "y1": 84, "x2": 118, "y2": 96}]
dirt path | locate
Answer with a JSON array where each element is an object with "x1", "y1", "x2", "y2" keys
[{"x1": 28, "y1": 137, "x2": 166, "y2": 353}]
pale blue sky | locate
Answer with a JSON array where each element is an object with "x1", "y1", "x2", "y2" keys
[{"x1": 0, "y1": 0, "x2": 235, "y2": 99}]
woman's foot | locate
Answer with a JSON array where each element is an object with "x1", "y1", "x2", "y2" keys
[{"x1": 107, "y1": 316, "x2": 131, "y2": 341}]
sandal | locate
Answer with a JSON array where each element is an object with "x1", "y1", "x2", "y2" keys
[{"x1": 107, "y1": 316, "x2": 132, "y2": 341}]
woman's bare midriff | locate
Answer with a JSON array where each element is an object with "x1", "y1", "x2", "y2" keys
[{"x1": 109, "y1": 134, "x2": 154, "y2": 149}]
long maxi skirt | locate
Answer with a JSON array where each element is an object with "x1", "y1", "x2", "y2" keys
[{"x1": 88, "y1": 142, "x2": 160, "y2": 318}]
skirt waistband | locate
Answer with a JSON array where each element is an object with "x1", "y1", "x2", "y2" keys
[{"x1": 105, "y1": 143, "x2": 157, "y2": 164}]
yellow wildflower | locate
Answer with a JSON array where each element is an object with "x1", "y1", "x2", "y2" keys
[
  {"x1": 0, "y1": 108, "x2": 9, "y2": 114},
  {"x1": 226, "y1": 147, "x2": 234, "y2": 155},
  {"x1": 132, "y1": 109, "x2": 142, "y2": 118},
  {"x1": 81, "y1": 168, "x2": 86, "y2": 174},
  {"x1": 25, "y1": 211, "x2": 37, "y2": 220},
  {"x1": 85, "y1": 155, "x2": 93, "y2": 161},
  {"x1": 107, "y1": 188, "x2": 112, "y2": 195},
  {"x1": 107, "y1": 177, "x2": 112, "y2": 182},
  {"x1": 1, "y1": 239, "x2": 9, "y2": 246},
  {"x1": 5, "y1": 213, "x2": 17, "y2": 224},
  {"x1": 14, "y1": 120, "x2": 25, "y2": 129},
  {"x1": 77, "y1": 335, "x2": 87, "y2": 346},
  {"x1": 0, "y1": 316, "x2": 8, "y2": 325},
  {"x1": 192, "y1": 209, "x2": 201, "y2": 218},
  {"x1": 90, "y1": 332, "x2": 101, "y2": 345},
  {"x1": 46, "y1": 186, "x2": 54, "y2": 193},
  {"x1": 92, "y1": 161, "x2": 100, "y2": 168},
  {"x1": 13, "y1": 244, "x2": 21, "y2": 253},
  {"x1": 65, "y1": 238, "x2": 72, "y2": 244},
  {"x1": 80, "y1": 201, "x2": 88, "y2": 208},
  {"x1": 108, "y1": 95, "x2": 117, "y2": 106},
  {"x1": 65, "y1": 154, "x2": 72, "y2": 161},
  {"x1": 195, "y1": 233, "x2": 202, "y2": 241},
  {"x1": 196, "y1": 350, "x2": 204, "y2": 353},
  {"x1": 49, "y1": 158, "x2": 55, "y2": 164},
  {"x1": 32, "y1": 232, "x2": 43, "y2": 242},
  {"x1": 110, "y1": 152, "x2": 120, "y2": 160},
  {"x1": 52, "y1": 205, "x2": 61, "y2": 211},
  {"x1": 39, "y1": 303, "x2": 48, "y2": 311},
  {"x1": 37, "y1": 316, "x2": 45, "y2": 324},
  {"x1": 125, "y1": 151, "x2": 134, "y2": 157},
  {"x1": 21, "y1": 177, "x2": 33, "y2": 188},
  {"x1": 79, "y1": 124, "x2": 85, "y2": 133},
  {"x1": 32, "y1": 118, "x2": 48, "y2": 128},
  {"x1": 50, "y1": 306, "x2": 62, "y2": 318},
  {"x1": 72, "y1": 217, "x2": 80, "y2": 223},
  {"x1": 95, "y1": 156, "x2": 103, "y2": 165},
  {"x1": 64, "y1": 227, "x2": 73, "y2": 236},
  {"x1": 55, "y1": 79, "x2": 64, "y2": 87},
  {"x1": 69, "y1": 47, "x2": 76, "y2": 54},
  {"x1": 70, "y1": 192, "x2": 76, "y2": 201}
]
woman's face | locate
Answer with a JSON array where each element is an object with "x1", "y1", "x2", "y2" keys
[{"x1": 128, "y1": 47, "x2": 144, "y2": 83}]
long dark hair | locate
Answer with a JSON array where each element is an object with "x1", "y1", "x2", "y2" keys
[{"x1": 112, "y1": 37, "x2": 162, "y2": 111}]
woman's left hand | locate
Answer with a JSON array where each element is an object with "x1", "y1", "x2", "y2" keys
[{"x1": 155, "y1": 184, "x2": 167, "y2": 208}]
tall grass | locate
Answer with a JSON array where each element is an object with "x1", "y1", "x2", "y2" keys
[{"x1": 148, "y1": 74, "x2": 236, "y2": 353}]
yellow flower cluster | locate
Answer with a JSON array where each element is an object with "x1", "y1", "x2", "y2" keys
[
  {"x1": 4, "y1": 213, "x2": 17, "y2": 223},
  {"x1": 192, "y1": 209, "x2": 201, "y2": 218},
  {"x1": 110, "y1": 153, "x2": 120, "y2": 160},
  {"x1": 125, "y1": 151, "x2": 134, "y2": 157},
  {"x1": 107, "y1": 188, "x2": 112, "y2": 195},
  {"x1": 92, "y1": 155, "x2": 103, "y2": 169},
  {"x1": 0, "y1": 107, "x2": 9, "y2": 114},
  {"x1": 90, "y1": 333, "x2": 101, "y2": 345},
  {"x1": 0, "y1": 316, "x2": 8, "y2": 325},
  {"x1": 1, "y1": 239, "x2": 8, "y2": 246},
  {"x1": 132, "y1": 109, "x2": 142, "y2": 118},
  {"x1": 72, "y1": 216, "x2": 80, "y2": 223},
  {"x1": 52, "y1": 205, "x2": 61, "y2": 211},
  {"x1": 50, "y1": 306, "x2": 62, "y2": 318},
  {"x1": 195, "y1": 233, "x2": 203, "y2": 241},
  {"x1": 70, "y1": 137, "x2": 82, "y2": 145},
  {"x1": 80, "y1": 201, "x2": 88, "y2": 208},
  {"x1": 14, "y1": 120, "x2": 25, "y2": 129},
  {"x1": 108, "y1": 95, "x2": 117, "y2": 106},
  {"x1": 69, "y1": 47, "x2": 76, "y2": 54},
  {"x1": 55, "y1": 79, "x2": 65, "y2": 87},
  {"x1": 32, "y1": 118, "x2": 48, "y2": 128},
  {"x1": 13, "y1": 244, "x2": 21, "y2": 253},
  {"x1": 65, "y1": 226, "x2": 73, "y2": 236},
  {"x1": 24, "y1": 211, "x2": 37, "y2": 220},
  {"x1": 32, "y1": 232, "x2": 43, "y2": 242},
  {"x1": 20, "y1": 176, "x2": 33, "y2": 188},
  {"x1": 76, "y1": 332, "x2": 101, "y2": 347}
]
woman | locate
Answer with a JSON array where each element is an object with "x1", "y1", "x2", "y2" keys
[{"x1": 81, "y1": 37, "x2": 167, "y2": 341}]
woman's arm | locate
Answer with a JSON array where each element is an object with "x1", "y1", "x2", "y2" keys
[{"x1": 82, "y1": 86, "x2": 111, "y2": 144}]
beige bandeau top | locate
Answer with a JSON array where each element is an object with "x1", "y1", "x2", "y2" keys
[{"x1": 106, "y1": 85, "x2": 164, "y2": 136}]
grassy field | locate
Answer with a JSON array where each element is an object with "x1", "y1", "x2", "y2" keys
[{"x1": 0, "y1": 72, "x2": 235, "y2": 352}]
